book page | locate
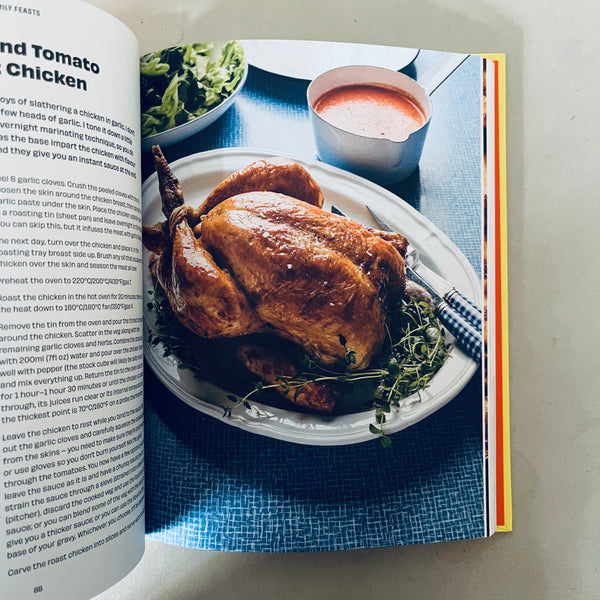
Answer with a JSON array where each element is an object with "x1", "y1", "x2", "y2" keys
[{"x1": 0, "y1": 2, "x2": 144, "y2": 599}]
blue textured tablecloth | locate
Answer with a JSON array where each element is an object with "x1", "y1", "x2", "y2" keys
[{"x1": 142, "y1": 47, "x2": 487, "y2": 551}]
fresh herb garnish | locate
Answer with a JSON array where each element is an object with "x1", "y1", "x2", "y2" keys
[
  {"x1": 148, "y1": 285, "x2": 450, "y2": 446},
  {"x1": 368, "y1": 298, "x2": 451, "y2": 445},
  {"x1": 225, "y1": 298, "x2": 450, "y2": 446}
]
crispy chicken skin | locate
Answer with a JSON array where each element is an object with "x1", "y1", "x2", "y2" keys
[
  {"x1": 195, "y1": 156, "x2": 324, "y2": 217},
  {"x1": 237, "y1": 344, "x2": 341, "y2": 413},
  {"x1": 148, "y1": 212, "x2": 264, "y2": 339},
  {"x1": 143, "y1": 146, "x2": 408, "y2": 411},
  {"x1": 201, "y1": 191, "x2": 405, "y2": 369},
  {"x1": 142, "y1": 220, "x2": 169, "y2": 253},
  {"x1": 368, "y1": 229, "x2": 409, "y2": 257},
  {"x1": 144, "y1": 147, "x2": 263, "y2": 338}
]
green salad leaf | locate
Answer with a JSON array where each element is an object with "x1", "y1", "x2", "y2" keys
[{"x1": 140, "y1": 41, "x2": 245, "y2": 137}]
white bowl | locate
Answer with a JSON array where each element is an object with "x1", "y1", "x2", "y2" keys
[{"x1": 141, "y1": 44, "x2": 248, "y2": 152}]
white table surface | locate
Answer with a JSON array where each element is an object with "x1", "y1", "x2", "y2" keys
[{"x1": 89, "y1": 0, "x2": 600, "y2": 598}]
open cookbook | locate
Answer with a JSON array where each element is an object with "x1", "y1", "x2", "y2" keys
[{"x1": 0, "y1": 1, "x2": 510, "y2": 598}]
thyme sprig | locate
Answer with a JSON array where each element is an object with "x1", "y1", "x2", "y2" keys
[
  {"x1": 221, "y1": 299, "x2": 450, "y2": 447},
  {"x1": 368, "y1": 298, "x2": 451, "y2": 446},
  {"x1": 147, "y1": 284, "x2": 450, "y2": 447}
]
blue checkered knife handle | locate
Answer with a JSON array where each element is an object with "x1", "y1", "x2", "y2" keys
[
  {"x1": 445, "y1": 289, "x2": 483, "y2": 330},
  {"x1": 437, "y1": 301, "x2": 482, "y2": 361}
]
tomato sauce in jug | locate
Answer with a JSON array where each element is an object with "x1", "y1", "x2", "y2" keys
[{"x1": 314, "y1": 84, "x2": 427, "y2": 142}]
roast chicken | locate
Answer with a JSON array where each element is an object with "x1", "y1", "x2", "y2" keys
[{"x1": 143, "y1": 146, "x2": 409, "y2": 412}]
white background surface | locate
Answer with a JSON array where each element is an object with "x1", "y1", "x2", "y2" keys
[{"x1": 89, "y1": 0, "x2": 599, "y2": 598}]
